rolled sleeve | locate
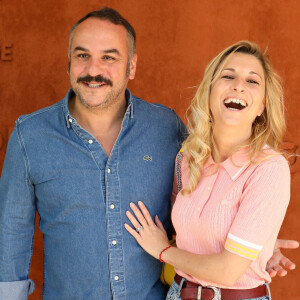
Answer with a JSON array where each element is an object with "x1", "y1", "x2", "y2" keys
[{"x1": 0, "y1": 279, "x2": 35, "y2": 300}]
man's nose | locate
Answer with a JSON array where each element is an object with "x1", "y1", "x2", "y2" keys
[{"x1": 86, "y1": 58, "x2": 105, "y2": 77}]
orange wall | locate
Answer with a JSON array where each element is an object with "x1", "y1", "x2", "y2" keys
[{"x1": 0, "y1": 1, "x2": 299, "y2": 299}]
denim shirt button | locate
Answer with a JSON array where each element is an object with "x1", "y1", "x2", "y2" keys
[
  {"x1": 88, "y1": 139, "x2": 93, "y2": 144},
  {"x1": 114, "y1": 275, "x2": 119, "y2": 281},
  {"x1": 107, "y1": 168, "x2": 111, "y2": 173},
  {"x1": 112, "y1": 240, "x2": 117, "y2": 245},
  {"x1": 68, "y1": 118, "x2": 72, "y2": 123},
  {"x1": 110, "y1": 204, "x2": 115, "y2": 209}
]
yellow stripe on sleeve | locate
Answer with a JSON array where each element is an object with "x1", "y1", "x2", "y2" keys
[
  {"x1": 225, "y1": 243, "x2": 258, "y2": 260},
  {"x1": 226, "y1": 239, "x2": 260, "y2": 255}
]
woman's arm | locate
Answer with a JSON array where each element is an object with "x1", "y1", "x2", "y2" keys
[
  {"x1": 125, "y1": 200, "x2": 299, "y2": 285},
  {"x1": 125, "y1": 201, "x2": 251, "y2": 286},
  {"x1": 164, "y1": 245, "x2": 251, "y2": 286}
]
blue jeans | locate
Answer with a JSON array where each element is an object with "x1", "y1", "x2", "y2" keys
[{"x1": 166, "y1": 278, "x2": 271, "y2": 300}]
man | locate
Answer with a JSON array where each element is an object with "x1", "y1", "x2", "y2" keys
[{"x1": 0, "y1": 7, "x2": 298, "y2": 300}]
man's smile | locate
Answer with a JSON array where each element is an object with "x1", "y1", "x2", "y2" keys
[
  {"x1": 77, "y1": 74, "x2": 113, "y2": 87},
  {"x1": 85, "y1": 82, "x2": 107, "y2": 88}
]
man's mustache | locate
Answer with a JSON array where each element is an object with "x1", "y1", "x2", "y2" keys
[{"x1": 77, "y1": 75, "x2": 113, "y2": 86}]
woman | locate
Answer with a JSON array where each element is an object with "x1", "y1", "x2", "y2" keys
[{"x1": 124, "y1": 41, "x2": 290, "y2": 300}]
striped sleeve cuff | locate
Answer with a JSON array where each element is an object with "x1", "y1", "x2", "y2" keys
[{"x1": 225, "y1": 233, "x2": 262, "y2": 260}]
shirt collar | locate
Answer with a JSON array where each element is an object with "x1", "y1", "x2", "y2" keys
[
  {"x1": 222, "y1": 148, "x2": 250, "y2": 181},
  {"x1": 204, "y1": 147, "x2": 250, "y2": 181},
  {"x1": 125, "y1": 88, "x2": 134, "y2": 119},
  {"x1": 62, "y1": 88, "x2": 134, "y2": 128}
]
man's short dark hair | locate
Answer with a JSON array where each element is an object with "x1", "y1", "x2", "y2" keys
[{"x1": 68, "y1": 7, "x2": 136, "y2": 59}]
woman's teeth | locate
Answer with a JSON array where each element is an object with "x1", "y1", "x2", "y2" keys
[{"x1": 224, "y1": 98, "x2": 247, "y2": 110}]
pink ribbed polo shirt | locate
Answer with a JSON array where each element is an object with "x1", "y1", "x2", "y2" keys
[{"x1": 171, "y1": 147, "x2": 290, "y2": 289}]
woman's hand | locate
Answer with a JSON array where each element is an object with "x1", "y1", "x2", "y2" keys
[{"x1": 124, "y1": 201, "x2": 170, "y2": 260}]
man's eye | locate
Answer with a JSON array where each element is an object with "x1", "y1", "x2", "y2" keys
[
  {"x1": 78, "y1": 53, "x2": 88, "y2": 59},
  {"x1": 103, "y1": 55, "x2": 115, "y2": 61}
]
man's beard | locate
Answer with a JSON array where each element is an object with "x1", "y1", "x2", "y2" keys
[
  {"x1": 70, "y1": 59, "x2": 131, "y2": 109},
  {"x1": 72, "y1": 74, "x2": 128, "y2": 110}
]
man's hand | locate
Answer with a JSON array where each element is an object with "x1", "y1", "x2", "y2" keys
[{"x1": 267, "y1": 239, "x2": 299, "y2": 277}]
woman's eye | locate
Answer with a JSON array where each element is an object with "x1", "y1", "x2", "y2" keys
[
  {"x1": 221, "y1": 75, "x2": 234, "y2": 80},
  {"x1": 248, "y1": 79, "x2": 259, "y2": 85}
]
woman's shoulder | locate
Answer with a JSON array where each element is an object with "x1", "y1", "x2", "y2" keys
[
  {"x1": 252, "y1": 146, "x2": 290, "y2": 177},
  {"x1": 259, "y1": 146, "x2": 289, "y2": 165}
]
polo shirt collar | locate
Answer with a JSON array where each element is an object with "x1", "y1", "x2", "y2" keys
[
  {"x1": 204, "y1": 147, "x2": 250, "y2": 181},
  {"x1": 221, "y1": 148, "x2": 250, "y2": 181}
]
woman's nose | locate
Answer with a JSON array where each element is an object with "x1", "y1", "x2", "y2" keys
[{"x1": 232, "y1": 78, "x2": 245, "y2": 92}]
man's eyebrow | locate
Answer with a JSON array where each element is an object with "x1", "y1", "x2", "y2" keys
[
  {"x1": 102, "y1": 48, "x2": 121, "y2": 55},
  {"x1": 222, "y1": 68, "x2": 263, "y2": 80},
  {"x1": 73, "y1": 47, "x2": 121, "y2": 56},
  {"x1": 73, "y1": 46, "x2": 89, "y2": 52}
]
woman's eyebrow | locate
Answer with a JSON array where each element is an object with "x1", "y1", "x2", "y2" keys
[{"x1": 222, "y1": 68, "x2": 263, "y2": 80}]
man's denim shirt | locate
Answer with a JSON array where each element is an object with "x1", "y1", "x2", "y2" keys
[{"x1": 0, "y1": 89, "x2": 187, "y2": 300}]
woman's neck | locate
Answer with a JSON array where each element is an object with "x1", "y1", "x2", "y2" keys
[{"x1": 212, "y1": 124, "x2": 251, "y2": 162}]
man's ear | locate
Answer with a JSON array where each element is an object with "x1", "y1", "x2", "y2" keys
[
  {"x1": 128, "y1": 54, "x2": 137, "y2": 80},
  {"x1": 67, "y1": 61, "x2": 71, "y2": 75}
]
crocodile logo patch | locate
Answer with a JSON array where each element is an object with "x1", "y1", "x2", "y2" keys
[{"x1": 143, "y1": 155, "x2": 152, "y2": 161}]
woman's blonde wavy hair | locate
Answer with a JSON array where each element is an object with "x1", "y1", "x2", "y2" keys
[{"x1": 182, "y1": 40, "x2": 286, "y2": 195}]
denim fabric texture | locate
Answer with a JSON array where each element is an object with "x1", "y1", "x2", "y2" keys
[
  {"x1": 166, "y1": 279, "x2": 271, "y2": 300},
  {"x1": 0, "y1": 89, "x2": 187, "y2": 300}
]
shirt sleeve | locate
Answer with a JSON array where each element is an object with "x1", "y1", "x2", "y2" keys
[
  {"x1": 224, "y1": 156, "x2": 290, "y2": 260},
  {"x1": 0, "y1": 125, "x2": 36, "y2": 293},
  {"x1": 0, "y1": 279, "x2": 35, "y2": 300}
]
